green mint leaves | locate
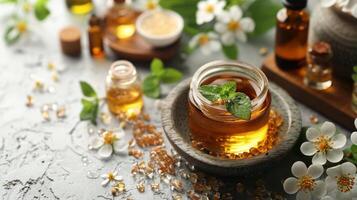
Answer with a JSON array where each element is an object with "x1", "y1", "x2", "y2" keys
[
  {"x1": 352, "y1": 66, "x2": 357, "y2": 83},
  {"x1": 143, "y1": 58, "x2": 183, "y2": 98},
  {"x1": 198, "y1": 81, "x2": 252, "y2": 120},
  {"x1": 34, "y1": 0, "x2": 50, "y2": 21},
  {"x1": 79, "y1": 81, "x2": 99, "y2": 125}
]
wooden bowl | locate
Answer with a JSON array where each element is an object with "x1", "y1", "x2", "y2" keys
[{"x1": 161, "y1": 79, "x2": 302, "y2": 176}]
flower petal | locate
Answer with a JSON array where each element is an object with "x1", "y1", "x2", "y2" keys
[
  {"x1": 229, "y1": 5, "x2": 242, "y2": 21},
  {"x1": 235, "y1": 30, "x2": 247, "y2": 42},
  {"x1": 312, "y1": 180, "x2": 326, "y2": 198},
  {"x1": 189, "y1": 34, "x2": 199, "y2": 49},
  {"x1": 321, "y1": 196, "x2": 335, "y2": 200},
  {"x1": 114, "y1": 175, "x2": 123, "y2": 181},
  {"x1": 283, "y1": 177, "x2": 299, "y2": 194},
  {"x1": 297, "y1": 190, "x2": 311, "y2": 200},
  {"x1": 351, "y1": 131, "x2": 357, "y2": 145},
  {"x1": 325, "y1": 176, "x2": 336, "y2": 191},
  {"x1": 321, "y1": 0, "x2": 337, "y2": 7},
  {"x1": 320, "y1": 122, "x2": 336, "y2": 138},
  {"x1": 240, "y1": 17, "x2": 255, "y2": 33},
  {"x1": 306, "y1": 127, "x2": 321, "y2": 141},
  {"x1": 340, "y1": 162, "x2": 357, "y2": 175},
  {"x1": 307, "y1": 164, "x2": 324, "y2": 179},
  {"x1": 200, "y1": 45, "x2": 212, "y2": 55},
  {"x1": 101, "y1": 178, "x2": 110, "y2": 186},
  {"x1": 89, "y1": 137, "x2": 104, "y2": 149},
  {"x1": 214, "y1": 22, "x2": 227, "y2": 33},
  {"x1": 326, "y1": 149, "x2": 343, "y2": 163},
  {"x1": 312, "y1": 152, "x2": 327, "y2": 165},
  {"x1": 292, "y1": 161, "x2": 308, "y2": 178},
  {"x1": 113, "y1": 140, "x2": 129, "y2": 154},
  {"x1": 355, "y1": 118, "x2": 357, "y2": 129},
  {"x1": 326, "y1": 165, "x2": 342, "y2": 177},
  {"x1": 221, "y1": 32, "x2": 235, "y2": 45},
  {"x1": 208, "y1": 41, "x2": 221, "y2": 52},
  {"x1": 300, "y1": 142, "x2": 318, "y2": 156},
  {"x1": 330, "y1": 134, "x2": 346, "y2": 149},
  {"x1": 98, "y1": 144, "x2": 113, "y2": 158}
]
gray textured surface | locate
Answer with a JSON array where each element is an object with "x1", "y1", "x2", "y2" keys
[{"x1": 0, "y1": 1, "x2": 349, "y2": 200}]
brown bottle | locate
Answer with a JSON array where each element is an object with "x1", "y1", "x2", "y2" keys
[
  {"x1": 88, "y1": 14, "x2": 105, "y2": 58},
  {"x1": 104, "y1": 0, "x2": 139, "y2": 40},
  {"x1": 275, "y1": 0, "x2": 309, "y2": 69}
]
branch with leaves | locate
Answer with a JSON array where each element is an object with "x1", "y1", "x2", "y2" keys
[
  {"x1": 1, "y1": 0, "x2": 51, "y2": 44},
  {"x1": 142, "y1": 58, "x2": 183, "y2": 98},
  {"x1": 79, "y1": 81, "x2": 99, "y2": 125}
]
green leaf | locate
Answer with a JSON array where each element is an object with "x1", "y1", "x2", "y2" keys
[
  {"x1": 80, "y1": 81, "x2": 97, "y2": 98},
  {"x1": 351, "y1": 144, "x2": 357, "y2": 154},
  {"x1": 80, "y1": 99, "x2": 98, "y2": 125},
  {"x1": 220, "y1": 81, "x2": 237, "y2": 99},
  {"x1": 245, "y1": 0, "x2": 282, "y2": 36},
  {"x1": 150, "y1": 58, "x2": 164, "y2": 76},
  {"x1": 222, "y1": 44, "x2": 238, "y2": 60},
  {"x1": 4, "y1": 25, "x2": 20, "y2": 45},
  {"x1": 226, "y1": 92, "x2": 252, "y2": 120},
  {"x1": 142, "y1": 75, "x2": 160, "y2": 98},
  {"x1": 199, "y1": 84, "x2": 224, "y2": 102},
  {"x1": 353, "y1": 66, "x2": 357, "y2": 73},
  {"x1": 0, "y1": 0, "x2": 17, "y2": 3},
  {"x1": 226, "y1": 0, "x2": 245, "y2": 7},
  {"x1": 34, "y1": 0, "x2": 50, "y2": 21},
  {"x1": 160, "y1": 68, "x2": 183, "y2": 83}
]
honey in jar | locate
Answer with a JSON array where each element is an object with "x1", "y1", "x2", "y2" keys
[
  {"x1": 188, "y1": 61, "x2": 271, "y2": 155},
  {"x1": 106, "y1": 60, "x2": 143, "y2": 117}
]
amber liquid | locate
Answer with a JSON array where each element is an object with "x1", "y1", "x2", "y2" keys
[
  {"x1": 107, "y1": 84, "x2": 143, "y2": 117},
  {"x1": 66, "y1": 0, "x2": 93, "y2": 15},
  {"x1": 275, "y1": 8, "x2": 309, "y2": 69},
  {"x1": 88, "y1": 26, "x2": 105, "y2": 58},
  {"x1": 188, "y1": 75, "x2": 271, "y2": 155},
  {"x1": 104, "y1": 4, "x2": 139, "y2": 39}
]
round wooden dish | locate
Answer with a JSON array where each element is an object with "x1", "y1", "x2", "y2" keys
[
  {"x1": 161, "y1": 79, "x2": 302, "y2": 176},
  {"x1": 104, "y1": 17, "x2": 180, "y2": 61}
]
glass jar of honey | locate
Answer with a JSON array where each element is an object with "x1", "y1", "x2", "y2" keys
[
  {"x1": 188, "y1": 61, "x2": 271, "y2": 156},
  {"x1": 106, "y1": 60, "x2": 143, "y2": 117}
]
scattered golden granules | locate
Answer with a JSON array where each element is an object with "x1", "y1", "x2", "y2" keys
[
  {"x1": 56, "y1": 106, "x2": 66, "y2": 119},
  {"x1": 26, "y1": 95, "x2": 34, "y2": 107},
  {"x1": 150, "y1": 146, "x2": 176, "y2": 175},
  {"x1": 172, "y1": 193, "x2": 183, "y2": 200},
  {"x1": 136, "y1": 182, "x2": 145, "y2": 193},
  {"x1": 100, "y1": 112, "x2": 111, "y2": 124},
  {"x1": 51, "y1": 71, "x2": 59, "y2": 82},
  {"x1": 191, "y1": 109, "x2": 283, "y2": 160},
  {"x1": 170, "y1": 179, "x2": 184, "y2": 192},
  {"x1": 259, "y1": 47, "x2": 269, "y2": 56},
  {"x1": 150, "y1": 183, "x2": 160, "y2": 193},
  {"x1": 310, "y1": 115, "x2": 319, "y2": 124},
  {"x1": 33, "y1": 80, "x2": 45, "y2": 92},
  {"x1": 128, "y1": 148, "x2": 144, "y2": 159}
]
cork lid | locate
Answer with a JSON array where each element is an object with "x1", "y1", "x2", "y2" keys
[{"x1": 59, "y1": 26, "x2": 82, "y2": 57}]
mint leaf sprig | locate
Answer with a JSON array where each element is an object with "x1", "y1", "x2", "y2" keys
[
  {"x1": 198, "y1": 81, "x2": 252, "y2": 120},
  {"x1": 352, "y1": 66, "x2": 357, "y2": 83},
  {"x1": 142, "y1": 58, "x2": 183, "y2": 98},
  {"x1": 79, "y1": 81, "x2": 99, "y2": 125}
]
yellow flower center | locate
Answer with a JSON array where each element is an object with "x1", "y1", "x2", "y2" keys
[
  {"x1": 205, "y1": 4, "x2": 214, "y2": 13},
  {"x1": 16, "y1": 21, "x2": 27, "y2": 33},
  {"x1": 198, "y1": 34, "x2": 209, "y2": 46},
  {"x1": 103, "y1": 131, "x2": 117, "y2": 144},
  {"x1": 22, "y1": 2, "x2": 31, "y2": 13},
  {"x1": 107, "y1": 172, "x2": 115, "y2": 181},
  {"x1": 227, "y1": 20, "x2": 240, "y2": 31},
  {"x1": 314, "y1": 136, "x2": 331, "y2": 153},
  {"x1": 146, "y1": 0, "x2": 157, "y2": 10},
  {"x1": 298, "y1": 175, "x2": 316, "y2": 191},
  {"x1": 337, "y1": 175, "x2": 355, "y2": 192}
]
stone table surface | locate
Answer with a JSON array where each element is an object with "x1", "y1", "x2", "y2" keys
[{"x1": 0, "y1": 1, "x2": 350, "y2": 200}]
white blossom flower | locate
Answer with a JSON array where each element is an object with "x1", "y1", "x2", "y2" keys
[
  {"x1": 89, "y1": 130, "x2": 128, "y2": 159},
  {"x1": 196, "y1": 0, "x2": 225, "y2": 25},
  {"x1": 321, "y1": 0, "x2": 357, "y2": 18},
  {"x1": 189, "y1": 32, "x2": 221, "y2": 55},
  {"x1": 101, "y1": 171, "x2": 123, "y2": 187},
  {"x1": 214, "y1": 5, "x2": 255, "y2": 45},
  {"x1": 350, "y1": 118, "x2": 357, "y2": 145},
  {"x1": 283, "y1": 161, "x2": 326, "y2": 200},
  {"x1": 300, "y1": 121, "x2": 346, "y2": 165},
  {"x1": 134, "y1": 0, "x2": 160, "y2": 11},
  {"x1": 325, "y1": 162, "x2": 357, "y2": 199}
]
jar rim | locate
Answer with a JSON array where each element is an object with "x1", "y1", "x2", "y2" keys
[{"x1": 190, "y1": 60, "x2": 269, "y2": 115}]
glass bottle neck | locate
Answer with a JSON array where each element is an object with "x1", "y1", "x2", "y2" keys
[{"x1": 108, "y1": 60, "x2": 137, "y2": 86}]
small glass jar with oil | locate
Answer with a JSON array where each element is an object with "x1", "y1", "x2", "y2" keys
[
  {"x1": 106, "y1": 60, "x2": 143, "y2": 117},
  {"x1": 66, "y1": 0, "x2": 93, "y2": 15},
  {"x1": 188, "y1": 61, "x2": 271, "y2": 156}
]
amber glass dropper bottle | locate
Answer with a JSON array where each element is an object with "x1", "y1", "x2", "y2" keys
[
  {"x1": 88, "y1": 14, "x2": 105, "y2": 58},
  {"x1": 275, "y1": 0, "x2": 309, "y2": 70}
]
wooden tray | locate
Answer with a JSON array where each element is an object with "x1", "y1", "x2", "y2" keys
[
  {"x1": 262, "y1": 53, "x2": 356, "y2": 130},
  {"x1": 104, "y1": 13, "x2": 179, "y2": 61}
]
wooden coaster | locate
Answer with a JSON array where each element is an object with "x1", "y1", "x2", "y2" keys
[
  {"x1": 103, "y1": 13, "x2": 179, "y2": 61},
  {"x1": 262, "y1": 53, "x2": 356, "y2": 130}
]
